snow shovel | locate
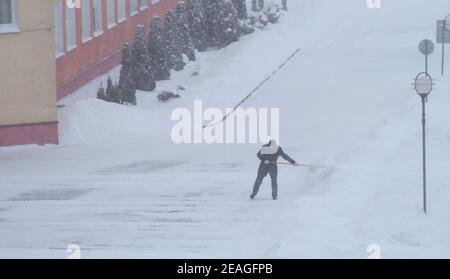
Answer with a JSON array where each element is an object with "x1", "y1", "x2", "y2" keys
[{"x1": 271, "y1": 162, "x2": 326, "y2": 172}]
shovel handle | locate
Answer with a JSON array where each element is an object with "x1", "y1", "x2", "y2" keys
[{"x1": 270, "y1": 162, "x2": 325, "y2": 170}]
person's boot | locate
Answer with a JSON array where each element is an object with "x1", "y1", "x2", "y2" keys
[
  {"x1": 250, "y1": 194, "x2": 255, "y2": 200},
  {"x1": 272, "y1": 196, "x2": 277, "y2": 200}
]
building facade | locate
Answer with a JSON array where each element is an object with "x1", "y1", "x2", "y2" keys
[
  {"x1": 0, "y1": 0, "x2": 59, "y2": 146},
  {"x1": 0, "y1": 0, "x2": 179, "y2": 146}
]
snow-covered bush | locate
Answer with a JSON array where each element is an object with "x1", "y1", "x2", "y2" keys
[
  {"x1": 104, "y1": 76, "x2": 120, "y2": 104},
  {"x1": 258, "y1": 0, "x2": 265, "y2": 11},
  {"x1": 176, "y1": 1, "x2": 196, "y2": 61},
  {"x1": 148, "y1": 16, "x2": 171, "y2": 81},
  {"x1": 282, "y1": 0, "x2": 288, "y2": 11},
  {"x1": 118, "y1": 43, "x2": 137, "y2": 105},
  {"x1": 251, "y1": 0, "x2": 264, "y2": 12},
  {"x1": 96, "y1": 84, "x2": 107, "y2": 102},
  {"x1": 163, "y1": 10, "x2": 185, "y2": 71},
  {"x1": 205, "y1": 0, "x2": 240, "y2": 48},
  {"x1": 157, "y1": 91, "x2": 181, "y2": 102},
  {"x1": 249, "y1": 11, "x2": 269, "y2": 29},
  {"x1": 132, "y1": 25, "x2": 156, "y2": 92},
  {"x1": 251, "y1": 0, "x2": 258, "y2": 12},
  {"x1": 249, "y1": 1, "x2": 284, "y2": 29},
  {"x1": 238, "y1": 19, "x2": 255, "y2": 35},
  {"x1": 232, "y1": 0, "x2": 248, "y2": 20},
  {"x1": 188, "y1": 0, "x2": 209, "y2": 51},
  {"x1": 265, "y1": 3, "x2": 281, "y2": 24}
]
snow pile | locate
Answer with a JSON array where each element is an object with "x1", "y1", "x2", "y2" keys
[{"x1": 58, "y1": 99, "x2": 170, "y2": 145}]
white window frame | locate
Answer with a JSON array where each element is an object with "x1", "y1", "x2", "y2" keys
[
  {"x1": 0, "y1": 0, "x2": 20, "y2": 34},
  {"x1": 107, "y1": 0, "x2": 117, "y2": 29},
  {"x1": 117, "y1": 0, "x2": 126, "y2": 23},
  {"x1": 130, "y1": 0, "x2": 138, "y2": 16},
  {"x1": 140, "y1": 0, "x2": 148, "y2": 11}
]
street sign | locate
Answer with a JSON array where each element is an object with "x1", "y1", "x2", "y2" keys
[
  {"x1": 436, "y1": 20, "x2": 450, "y2": 44},
  {"x1": 415, "y1": 72, "x2": 433, "y2": 96},
  {"x1": 419, "y1": 39, "x2": 435, "y2": 55},
  {"x1": 445, "y1": 15, "x2": 450, "y2": 32},
  {"x1": 419, "y1": 39, "x2": 434, "y2": 74}
]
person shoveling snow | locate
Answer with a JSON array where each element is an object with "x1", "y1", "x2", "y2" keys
[{"x1": 250, "y1": 139, "x2": 297, "y2": 200}]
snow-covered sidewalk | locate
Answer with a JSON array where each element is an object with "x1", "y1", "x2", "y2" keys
[{"x1": 1, "y1": 0, "x2": 450, "y2": 258}]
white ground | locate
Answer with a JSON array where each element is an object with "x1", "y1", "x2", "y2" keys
[{"x1": 1, "y1": 0, "x2": 450, "y2": 258}]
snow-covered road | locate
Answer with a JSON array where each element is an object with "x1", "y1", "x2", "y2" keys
[
  {"x1": 0, "y1": 141, "x2": 313, "y2": 258},
  {"x1": 1, "y1": 0, "x2": 450, "y2": 258}
]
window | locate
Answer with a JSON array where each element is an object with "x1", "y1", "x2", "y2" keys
[
  {"x1": 130, "y1": 0, "x2": 138, "y2": 15},
  {"x1": 0, "y1": 0, "x2": 19, "y2": 33},
  {"x1": 117, "y1": 0, "x2": 125, "y2": 22},
  {"x1": 0, "y1": 0, "x2": 12, "y2": 24},
  {"x1": 65, "y1": 3, "x2": 77, "y2": 50},
  {"x1": 54, "y1": 1, "x2": 64, "y2": 56},
  {"x1": 93, "y1": 0, "x2": 103, "y2": 35},
  {"x1": 81, "y1": 0, "x2": 92, "y2": 41},
  {"x1": 107, "y1": 0, "x2": 116, "y2": 28},
  {"x1": 140, "y1": 0, "x2": 147, "y2": 10}
]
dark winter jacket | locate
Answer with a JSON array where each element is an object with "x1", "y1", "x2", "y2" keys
[{"x1": 257, "y1": 143, "x2": 296, "y2": 165}]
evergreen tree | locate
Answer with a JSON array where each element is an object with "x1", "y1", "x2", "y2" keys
[
  {"x1": 232, "y1": 0, "x2": 248, "y2": 20},
  {"x1": 222, "y1": 0, "x2": 240, "y2": 46},
  {"x1": 176, "y1": 1, "x2": 196, "y2": 61},
  {"x1": 206, "y1": 0, "x2": 239, "y2": 48},
  {"x1": 97, "y1": 84, "x2": 108, "y2": 102},
  {"x1": 132, "y1": 25, "x2": 156, "y2": 92},
  {"x1": 265, "y1": 3, "x2": 281, "y2": 24},
  {"x1": 105, "y1": 75, "x2": 120, "y2": 103},
  {"x1": 148, "y1": 16, "x2": 171, "y2": 81},
  {"x1": 118, "y1": 43, "x2": 137, "y2": 105},
  {"x1": 202, "y1": 0, "x2": 215, "y2": 46},
  {"x1": 97, "y1": 76, "x2": 121, "y2": 104},
  {"x1": 187, "y1": 0, "x2": 208, "y2": 51},
  {"x1": 258, "y1": 0, "x2": 264, "y2": 11},
  {"x1": 282, "y1": 0, "x2": 288, "y2": 11},
  {"x1": 163, "y1": 9, "x2": 185, "y2": 71},
  {"x1": 251, "y1": 0, "x2": 258, "y2": 12}
]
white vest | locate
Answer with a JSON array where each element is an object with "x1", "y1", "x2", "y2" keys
[{"x1": 260, "y1": 144, "x2": 280, "y2": 155}]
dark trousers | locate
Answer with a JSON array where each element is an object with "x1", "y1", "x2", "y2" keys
[{"x1": 251, "y1": 163, "x2": 278, "y2": 199}]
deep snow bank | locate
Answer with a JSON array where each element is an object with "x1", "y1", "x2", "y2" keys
[{"x1": 59, "y1": 99, "x2": 170, "y2": 145}]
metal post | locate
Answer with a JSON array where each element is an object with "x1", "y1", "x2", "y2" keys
[{"x1": 421, "y1": 96, "x2": 427, "y2": 214}]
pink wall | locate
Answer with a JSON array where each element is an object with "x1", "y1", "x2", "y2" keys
[{"x1": 0, "y1": 122, "x2": 59, "y2": 146}]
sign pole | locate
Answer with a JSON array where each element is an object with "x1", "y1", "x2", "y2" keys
[
  {"x1": 442, "y1": 22, "x2": 445, "y2": 75},
  {"x1": 414, "y1": 72, "x2": 433, "y2": 215},
  {"x1": 421, "y1": 95, "x2": 427, "y2": 214}
]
